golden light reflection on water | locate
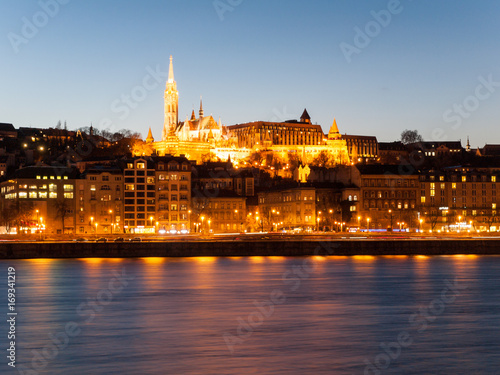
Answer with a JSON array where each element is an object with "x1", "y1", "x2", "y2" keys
[
  {"x1": 382, "y1": 255, "x2": 409, "y2": 260},
  {"x1": 194, "y1": 256, "x2": 217, "y2": 263},
  {"x1": 250, "y1": 256, "x2": 265, "y2": 263},
  {"x1": 268, "y1": 256, "x2": 286, "y2": 262},
  {"x1": 312, "y1": 255, "x2": 327, "y2": 261},
  {"x1": 352, "y1": 255, "x2": 376, "y2": 261},
  {"x1": 141, "y1": 257, "x2": 166, "y2": 264},
  {"x1": 26, "y1": 258, "x2": 54, "y2": 263},
  {"x1": 414, "y1": 255, "x2": 429, "y2": 260},
  {"x1": 78, "y1": 257, "x2": 103, "y2": 264}
]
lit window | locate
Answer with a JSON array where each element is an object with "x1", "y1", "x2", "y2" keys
[
  {"x1": 462, "y1": 176, "x2": 467, "y2": 182},
  {"x1": 29, "y1": 192, "x2": 37, "y2": 198},
  {"x1": 49, "y1": 184, "x2": 57, "y2": 192},
  {"x1": 64, "y1": 192, "x2": 74, "y2": 199},
  {"x1": 38, "y1": 192, "x2": 47, "y2": 198},
  {"x1": 49, "y1": 192, "x2": 57, "y2": 199},
  {"x1": 19, "y1": 192, "x2": 27, "y2": 199},
  {"x1": 64, "y1": 185, "x2": 73, "y2": 191},
  {"x1": 493, "y1": 176, "x2": 497, "y2": 183}
]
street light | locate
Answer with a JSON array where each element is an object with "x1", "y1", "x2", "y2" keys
[
  {"x1": 357, "y1": 216, "x2": 361, "y2": 230},
  {"x1": 367, "y1": 217, "x2": 370, "y2": 232},
  {"x1": 201, "y1": 216, "x2": 205, "y2": 233},
  {"x1": 208, "y1": 219, "x2": 211, "y2": 233},
  {"x1": 388, "y1": 209, "x2": 393, "y2": 231},
  {"x1": 419, "y1": 219, "x2": 423, "y2": 233}
]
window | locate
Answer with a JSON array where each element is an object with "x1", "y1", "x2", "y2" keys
[
  {"x1": 39, "y1": 192, "x2": 47, "y2": 198},
  {"x1": 64, "y1": 184, "x2": 73, "y2": 191},
  {"x1": 19, "y1": 192, "x2": 27, "y2": 199},
  {"x1": 64, "y1": 192, "x2": 74, "y2": 199},
  {"x1": 462, "y1": 176, "x2": 467, "y2": 182},
  {"x1": 492, "y1": 176, "x2": 497, "y2": 183},
  {"x1": 137, "y1": 162, "x2": 145, "y2": 169},
  {"x1": 49, "y1": 184, "x2": 57, "y2": 192},
  {"x1": 29, "y1": 192, "x2": 37, "y2": 198},
  {"x1": 49, "y1": 192, "x2": 57, "y2": 199}
]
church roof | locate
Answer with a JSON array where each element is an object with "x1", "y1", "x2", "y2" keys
[
  {"x1": 329, "y1": 118, "x2": 339, "y2": 135},
  {"x1": 300, "y1": 109, "x2": 311, "y2": 123},
  {"x1": 178, "y1": 115, "x2": 219, "y2": 132}
]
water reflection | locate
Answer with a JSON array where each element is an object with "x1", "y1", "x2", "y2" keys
[{"x1": 1, "y1": 256, "x2": 499, "y2": 374}]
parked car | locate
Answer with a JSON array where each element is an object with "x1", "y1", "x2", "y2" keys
[
  {"x1": 96, "y1": 237, "x2": 107, "y2": 242},
  {"x1": 130, "y1": 237, "x2": 142, "y2": 242},
  {"x1": 74, "y1": 238, "x2": 88, "y2": 242},
  {"x1": 114, "y1": 237, "x2": 124, "y2": 242}
]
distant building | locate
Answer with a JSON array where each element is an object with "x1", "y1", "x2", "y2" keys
[
  {"x1": 0, "y1": 166, "x2": 79, "y2": 234},
  {"x1": 378, "y1": 141, "x2": 408, "y2": 164},
  {"x1": 192, "y1": 189, "x2": 246, "y2": 233},
  {"x1": 76, "y1": 167, "x2": 123, "y2": 235},
  {"x1": 257, "y1": 187, "x2": 317, "y2": 231},
  {"x1": 0, "y1": 123, "x2": 17, "y2": 140},
  {"x1": 419, "y1": 168, "x2": 500, "y2": 232},
  {"x1": 357, "y1": 164, "x2": 419, "y2": 230}
]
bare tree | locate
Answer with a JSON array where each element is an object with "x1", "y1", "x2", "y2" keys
[
  {"x1": 53, "y1": 199, "x2": 71, "y2": 233},
  {"x1": 401, "y1": 129, "x2": 424, "y2": 145}
]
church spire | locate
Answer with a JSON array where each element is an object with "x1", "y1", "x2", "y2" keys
[
  {"x1": 328, "y1": 118, "x2": 341, "y2": 140},
  {"x1": 168, "y1": 55, "x2": 174, "y2": 84},
  {"x1": 146, "y1": 127, "x2": 154, "y2": 143},
  {"x1": 199, "y1": 96, "x2": 204, "y2": 118},
  {"x1": 162, "y1": 55, "x2": 179, "y2": 141}
]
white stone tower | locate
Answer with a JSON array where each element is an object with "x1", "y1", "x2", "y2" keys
[{"x1": 162, "y1": 55, "x2": 179, "y2": 140}]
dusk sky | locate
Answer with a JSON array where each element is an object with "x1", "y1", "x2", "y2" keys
[{"x1": 2, "y1": 0, "x2": 500, "y2": 147}]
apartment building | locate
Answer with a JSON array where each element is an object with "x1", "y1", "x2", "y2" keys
[
  {"x1": 75, "y1": 167, "x2": 123, "y2": 235},
  {"x1": 154, "y1": 156, "x2": 192, "y2": 233},
  {"x1": 192, "y1": 189, "x2": 246, "y2": 233},
  {"x1": 0, "y1": 166, "x2": 78, "y2": 234},
  {"x1": 257, "y1": 187, "x2": 316, "y2": 231},
  {"x1": 419, "y1": 168, "x2": 500, "y2": 231}
]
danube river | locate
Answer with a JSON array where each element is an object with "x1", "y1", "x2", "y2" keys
[{"x1": 1, "y1": 255, "x2": 500, "y2": 374}]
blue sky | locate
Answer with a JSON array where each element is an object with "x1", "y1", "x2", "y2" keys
[{"x1": 1, "y1": 0, "x2": 500, "y2": 147}]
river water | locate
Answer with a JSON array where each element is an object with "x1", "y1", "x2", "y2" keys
[{"x1": 1, "y1": 255, "x2": 499, "y2": 374}]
